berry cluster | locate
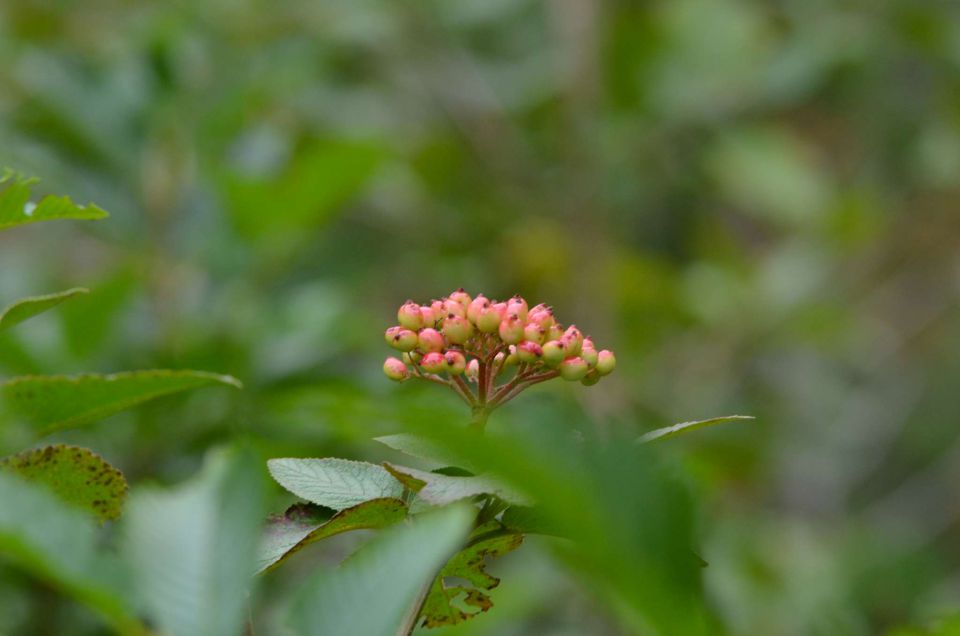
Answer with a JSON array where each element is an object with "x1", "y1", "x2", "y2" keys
[{"x1": 383, "y1": 290, "x2": 615, "y2": 428}]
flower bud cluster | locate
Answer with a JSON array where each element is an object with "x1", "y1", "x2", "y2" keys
[{"x1": 382, "y1": 290, "x2": 616, "y2": 410}]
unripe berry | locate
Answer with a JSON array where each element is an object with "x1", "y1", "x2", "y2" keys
[
  {"x1": 465, "y1": 358, "x2": 480, "y2": 381},
  {"x1": 523, "y1": 322, "x2": 547, "y2": 345},
  {"x1": 417, "y1": 328, "x2": 445, "y2": 353},
  {"x1": 562, "y1": 326, "x2": 583, "y2": 356},
  {"x1": 383, "y1": 357, "x2": 409, "y2": 381},
  {"x1": 444, "y1": 350, "x2": 467, "y2": 375},
  {"x1": 580, "y1": 369, "x2": 601, "y2": 386},
  {"x1": 491, "y1": 302, "x2": 507, "y2": 319},
  {"x1": 443, "y1": 298, "x2": 467, "y2": 318},
  {"x1": 499, "y1": 314, "x2": 525, "y2": 345},
  {"x1": 596, "y1": 350, "x2": 616, "y2": 376},
  {"x1": 420, "y1": 351, "x2": 446, "y2": 374},
  {"x1": 448, "y1": 288, "x2": 472, "y2": 310},
  {"x1": 398, "y1": 301, "x2": 424, "y2": 330},
  {"x1": 541, "y1": 340, "x2": 567, "y2": 367},
  {"x1": 517, "y1": 341, "x2": 543, "y2": 363},
  {"x1": 528, "y1": 308, "x2": 555, "y2": 329},
  {"x1": 548, "y1": 324, "x2": 565, "y2": 341},
  {"x1": 504, "y1": 345, "x2": 519, "y2": 366},
  {"x1": 442, "y1": 314, "x2": 474, "y2": 344},
  {"x1": 403, "y1": 351, "x2": 422, "y2": 365},
  {"x1": 467, "y1": 295, "x2": 490, "y2": 324},
  {"x1": 386, "y1": 326, "x2": 419, "y2": 351},
  {"x1": 559, "y1": 356, "x2": 589, "y2": 381},
  {"x1": 581, "y1": 338, "x2": 599, "y2": 367},
  {"x1": 476, "y1": 306, "x2": 502, "y2": 333},
  {"x1": 506, "y1": 295, "x2": 528, "y2": 321},
  {"x1": 420, "y1": 304, "x2": 439, "y2": 327}
]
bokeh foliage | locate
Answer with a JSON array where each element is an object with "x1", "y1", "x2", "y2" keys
[{"x1": 3, "y1": 0, "x2": 960, "y2": 634}]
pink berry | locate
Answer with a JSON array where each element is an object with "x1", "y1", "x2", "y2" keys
[
  {"x1": 559, "y1": 356, "x2": 589, "y2": 381},
  {"x1": 444, "y1": 350, "x2": 467, "y2": 375},
  {"x1": 596, "y1": 350, "x2": 616, "y2": 376},
  {"x1": 581, "y1": 338, "x2": 599, "y2": 367},
  {"x1": 385, "y1": 327, "x2": 419, "y2": 351},
  {"x1": 465, "y1": 358, "x2": 480, "y2": 381},
  {"x1": 417, "y1": 328, "x2": 445, "y2": 353},
  {"x1": 517, "y1": 341, "x2": 543, "y2": 363},
  {"x1": 448, "y1": 288, "x2": 472, "y2": 309},
  {"x1": 541, "y1": 340, "x2": 566, "y2": 367},
  {"x1": 528, "y1": 308, "x2": 555, "y2": 329},
  {"x1": 383, "y1": 357, "x2": 409, "y2": 381},
  {"x1": 420, "y1": 352, "x2": 446, "y2": 374},
  {"x1": 562, "y1": 325, "x2": 583, "y2": 356},
  {"x1": 523, "y1": 322, "x2": 547, "y2": 344},
  {"x1": 397, "y1": 301, "x2": 424, "y2": 330},
  {"x1": 548, "y1": 324, "x2": 565, "y2": 341},
  {"x1": 506, "y1": 295, "x2": 528, "y2": 321},
  {"x1": 504, "y1": 345, "x2": 519, "y2": 366},
  {"x1": 443, "y1": 298, "x2": 467, "y2": 318},
  {"x1": 420, "y1": 305, "x2": 439, "y2": 326},
  {"x1": 442, "y1": 314, "x2": 474, "y2": 345},
  {"x1": 498, "y1": 314, "x2": 525, "y2": 345}
]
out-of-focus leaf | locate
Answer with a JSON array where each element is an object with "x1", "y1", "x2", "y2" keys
[
  {"x1": 122, "y1": 446, "x2": 266, "y2": 636},
  {"x1": 257, "y1": 497, "x2": 407, "y2": 573},
  {"x1": 0, "y1": 288, "x2": 88, "y2": 332},
  {"x1": 0, "y1": 445, "x2": 127, "y2": 522},
  {"x1": 0, "y1": 471, "x2": 144, "y2": 634},
  {"x1": 0, "y1": 171, "x2": 108, "y2": 231},
  {"x1": 637, "y1": 415, "x2": 755, "y2": 444},
  {"x1": 501, "y1": 505, "x2": 560, "y2": 536},
  {"x1": 374, "y1": 433, "x2": 478, "y2": 471},
  {"x1": 0, "y1": 370, "x2": 243, "y2": 434},
  {"x1": 267, "y1": 457, "x2": 404, "y2": 510},
  {"x1": 383, "y1": 462, "x2": 529, "y2": 506},
  {"x1": 420, "y1": 524, "x2": 523, "y2": 628},
  {"x1": 287, "y1": 505, "x2": 473, "y2": 636}
]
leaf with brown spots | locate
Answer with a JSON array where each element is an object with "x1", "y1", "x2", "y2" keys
[
  {"x1": 0, "y1": 444, "x2": 128, "y2": 522},
  {"x1": 419, "y1": 524, "x2": 523, "y2": 628}
]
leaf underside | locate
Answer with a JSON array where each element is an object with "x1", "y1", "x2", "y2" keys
[
  {"x1": 383, "y1": 463, "x2": 529, "y2": 507},
  {"x1": 267, "y1": 457, "x2": 404, "y2": 511},
  {"x1": 0, "y1": 444, "x2": 127, "y2": 522},
  {"x1": 637, "y1": 415, "x2": 755, "y2": 444},
  {"x1": 420, "y1": 523, "x2": 524, "y2": 628},
  {"x1": 0, "y1": 370, "x2": 242, "y2": 434},
  {"x1": 0, "y1": 288, "x2": 89, "y2": 332},
  {"x1": 257, "y1": 498, "x2": 408, "y2": 574}
]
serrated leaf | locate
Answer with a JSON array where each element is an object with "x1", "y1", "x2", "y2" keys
[
  {"x1": 0, "y1": 445, "x2": 127, "y2": 522},
  {"x1": 0, "y1": 171, "x2": 108, "y2": 231},
  {"x1": 123, "y1": 446, "x2": 266, "y2": 636},
  {"x1": 1, "y1": 370, "x2": 243, "y2": 434},
  {"x1": 0, "y1": 471, "x2": 145, "y2": 634},
  {"x1": 0, "y1": 287, "x2": 88, "y2": 332},
  {"x1": 287, "y1": 505, "x2": 473, "y2": 636},
  {"x1": 267, "y1": 458, "x2": 404, "y2": 510},
  {"x1": 420, "y1": 526, "x2": 524, "y2": 628},
  {"x1": 257, "y1": 497, "x2": 407, "y2": 574},
  {"x1": 383, "y1": 463, "x2": 529, "y2": 507},
  {"x1": 637, "y1": 415, "x2": 755, "y2": 444},
  {"x1": 373, "y1": 433, "x2": 477, "y2": 471}
]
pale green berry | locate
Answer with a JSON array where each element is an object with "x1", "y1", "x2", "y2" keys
[
  {"x1": 443, "y1": 298, "x2": 467, "y2": 318},
  {"x1": 442, "y1": 314, "x2": 474, "y2": 344},
  {"x1": 547, "y1": 324, "x2": 565, "y2": 341},
  {"x1": 383, "y1": 357, "x2": 409, "y2": 381},
  {"x1": 418, "y1": 328, "x2": 445, "y2": 353},
  {"x1": 506, "y1": 295, "x2": 528, "y2": 321},
  {"x1": 562, "y1": 326, "x2": 583, "y2": 356},
  {"x1": 420, "y1": 352, "x2": 446, "y2": 374},
  {"x1": 467, "y1": 294, "x2": 490, "y2": 323},
  {"x1": 541, "y1": 340, "x2": 566, "y2": 367},
  {"x1": 448, "y1": 288, "x2": 472, "y2": 309},
  {"x1": 403, "y1": 351, "x2": 422, "y2": 365},
  {"x1": 559, "y1": 356, "x2": 589, "y2": 381},
  {"x1": 523, "y1": 322, "x2": 547, "y2": 344},
  {"x1": 580, "y1": 369, "x2": 601, "y2": 386},
  {"x1": 386, "y1": 326, "x2": 419, "y2": 351},
  {"x1": 420, "y1": 304, "x2": 439, "y2": 326},
  {"x1": 596, "y1": 350, "x2": 616, "y2": 376},
  {"x1": 504, "y1": 345, "x2": 519, "y2": 366},
  {"x1": 581, "y1": 338, "x2": 599, "y2": 367},
  {"x1": 444, "y1": 350, "x2": 467, "y2": 375},
  {"x1": 476, "y1": 306, "x2": 502, "y2": 333},
  {"x1": 398, "y1": 301, "x2": 424, "y2": 330}
]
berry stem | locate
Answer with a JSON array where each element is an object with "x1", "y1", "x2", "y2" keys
[
  {"x1": 468, "y1": 406, "x2": 490, "y2": 433},
  {"x1": 451, "y1": 374, "x2": 478, "y2": 406}
]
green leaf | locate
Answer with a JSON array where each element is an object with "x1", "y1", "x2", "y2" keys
[
  {"x1": 0, "y1": 445, "x2": 127, "y2": 522},
  {"x1": 383, "y1": 463, "x2": 530, "y2": 507},
  {"x1": 636, "y1": 415, "x2": 755, "y2": 444},
  {"x1": 0, "y1": 171, "x2": 108, "y2": 232},
  {"x1": 122, "y1": 446, "x2": 266, "y2": 636},
  {"x1": 1, "y1": 370, "x2": 243, "y2": 434},
  {"x1": 267, "y1": 457, "x2": 404, "y2": 510},
  {"x1": 0, "y1": 471, "x2": 145, "y2": 634},
  {"x1": 257, "y1": 498, "x2": 407, "y2": 574},
  {"x1": 420, "y1": 526, "x2": 524, "y2": 628},
  {"x1": 501, "y1": 505, "x2": 560, "y2": 536},
  {"x1": 374, "y1": 433, "x2": 478, "y2": 471},
  {"x1": 0, "y1": 287, "x2": 89, "y2": 332},
  {"x1": 287, "y1": 505, "x2": 473, "y2": 636}
]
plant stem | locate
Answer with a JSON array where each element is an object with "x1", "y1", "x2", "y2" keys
[
  {"x1": 468, "y1": 407, "x2": 489, "y2": 433},
  {"x1": 396, "y1": 578, "x2": 432, "y2": 636}
]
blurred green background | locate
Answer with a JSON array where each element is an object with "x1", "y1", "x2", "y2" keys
[{"x1": 2, "y1": 1, "x2": 960, "y2": 634}]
